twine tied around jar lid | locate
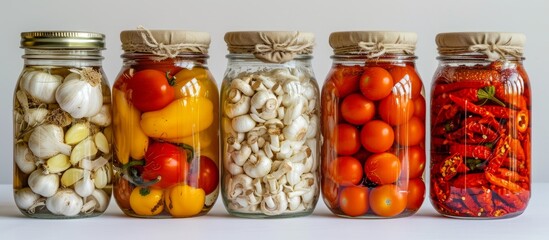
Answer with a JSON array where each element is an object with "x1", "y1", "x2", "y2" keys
[
  {"x1": 436, "y1": 32, "x2": 525, "y2": 61},
  {"x1": 120, "y1": 26, "x2": 210, "y2": 60},
  {"x1": 225, "y1": 31, "x2": 314, "y2": 63},
  {"x1": 329, "y1": 31, "x2": 417, "y2": 58}
]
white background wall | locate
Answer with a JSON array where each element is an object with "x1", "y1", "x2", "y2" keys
[{"x1": 1, "y1": 0, "x2": 547, "y2": 184}]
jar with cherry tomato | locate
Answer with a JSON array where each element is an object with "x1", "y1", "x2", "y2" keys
[
  {"x1": 430, "y1": 32, "x2": 531, "y2": 219},
  {"x1": 321, "y1": 31, "x2": 426, "y2": 218},
  {"x1": 221, "y1": 31, "x2": 320, "y2": 218},
  {"x1": 112, "y1": 29, "x2": 219, "y2": 218}
]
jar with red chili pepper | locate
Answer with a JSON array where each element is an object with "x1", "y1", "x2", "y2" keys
[
  {"x1": 321, "y1": 31, "x2": 426, "y2": 218},
  {"x1": 430, "y1": 32, "x2": 531, "y2": 218},
  {"x1": 112, "y1": 28, "x2": 219, "y2": 218}
]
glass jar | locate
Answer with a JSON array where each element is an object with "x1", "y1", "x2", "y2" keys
[
  {"x1": 221, "y1": 31, "x2": 320, "y2": 218},
  {"x1": 112, "y1": 29, "x2": 219, "y2": 218},
  {"x1": 13, "y1": 31, "x2": 112, "y2": 218},
  {"x1": 430, "y1": 32, "x2": 531, "y2": 218},
  {"x1": 321, "y1": 31, "x2": 426, "y2": 218}
]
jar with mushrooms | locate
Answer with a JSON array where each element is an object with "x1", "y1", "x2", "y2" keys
[
  {"x1": 13, "y1": 31, "x2": 112, "y2": 218},
  {"x1": 112, "y1": 28, "x2": 219, "y2": 218},
  {"x1": 221, "y1": 31, "x2": 320, "y2": 218},
  {"x1": 321, "y1": 31, "x2": 426, "y2": 218}
]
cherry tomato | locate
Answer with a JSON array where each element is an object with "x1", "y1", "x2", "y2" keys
[
  {"x1": 364, "y1": 153, "x2": 401, "y2": 185},
  {"x1": 404, "y1": 178, "x2": 425, "y2": 211},
  {"x1": 378, "y1": 94, "x2": 414, "y2": 126},
  {"x1": 359, "y1": 67, "x2": 393, "y2": 101},
  {"x1": 333, "y1": 156, "x2": 363, "y2": 185},
  {"x1": 141, "y1": 142, "x2": 189, "y2": 189},
  {"x1": 337, "y1": 123, "x2": 361, "y2": 155},
  {"x1": 398, "y1": 146, "x2": 425, "y2": 179},
  {"x1": 389, "y1": 66, "x2": 422, "y2": 99},
  {"x1": 329, "y1": 65, "x2": 363, "y2": 97},
  {"x1": 339, "y1": 186, "x2": 369, "y2": 217},
  {"x1": 413, "y1": 95, "x2": 426, "y2": 120},
  {"x1": 369, "y1": 184, "x2": 406, "y2": 217},
  {"x1": 126, "y1": 69, "x2": 175, "y2": 112},
  {"x1": 341, "y1": 94, "x2": 375, "y2": 125},
  {"x1": 360, "y1": 120, "x2": 394, "y2": 153},
  {"x1": 191, "y1": 156, "x2": 219, "y2": 195},
  {"x1": 395, "y1": 116, "x2": 425, "y2": 147}
]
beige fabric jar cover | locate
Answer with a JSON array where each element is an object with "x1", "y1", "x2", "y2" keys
[
  {"x1": 436, "y1": 32, "x2": 525, "y2": 61},
  {"x1": 329, "y1": 31, "x2": 417, "y2": 58},
  {"x1": 224, "y1": 31, "x2": 314, "y2": 63},
  {"x1": 121, "y1": 26, "x2": 210, "y2": 60}
]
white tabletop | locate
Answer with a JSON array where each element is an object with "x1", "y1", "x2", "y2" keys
[{"x1": 0, "y1": 184, "x2": 546, "y2": 240}]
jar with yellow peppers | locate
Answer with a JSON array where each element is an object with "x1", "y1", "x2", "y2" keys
[{"x1": 112, "y1": 28, "x2": 219, "y2": 218}]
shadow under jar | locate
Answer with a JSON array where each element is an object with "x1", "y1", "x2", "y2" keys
[
  {"x1": 112, "y1": 29, "x2": 219, "y2": 218},
  {"x1": 321, "y1": 31, "x2": 426, "y2": 218},
  {"x1": 13, "y1": 31, "x2": 113, "y2": 218},
  {"x1": 221, "y1": 31, "x2": 320, "y2": 218},
  {"x1": 430, "y1": 32, "x2": 531, "y2": 219}
]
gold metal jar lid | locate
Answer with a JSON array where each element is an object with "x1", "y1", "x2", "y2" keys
[{"x1": 21, "y1": 31, "x2": 105, "y2": 49}]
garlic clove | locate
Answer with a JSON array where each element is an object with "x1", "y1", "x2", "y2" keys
[
  {"x1": 89, "y1": 104, "x2": 112, "y2": 127},
  {"x1": 65, "y1": 123, "x2": 90, "y2": 145},
  {"x1": 45, "y1": 154, "x2": 71, "y2": 174},
  {"x1": 46, "y1": 189, "x2": 83, "y2": 216},
  {"x1": 74, "y1": 172, "x2": 94, "y2": 197},
  {"x1": 14, "y1": 143, "x2": 37, "y2": 174},
  {"x1": 102, "y1": 127, "x2": 113, "y2": 144},
  {"x1": 70, "y1": 137, "x2": 98, "y2": 165},
  {"x1": 61, "y1": 168, "x2": 84, "y2": 187},
  {"x1": 28, "y1": 170, "x2": 59, "y2": 197},
  {"x1": 94, "y1": 132, "x2": 110, "y2": 154},
  {"x1": 93, "y1": 166, "x2": 108, "y2": 189}
]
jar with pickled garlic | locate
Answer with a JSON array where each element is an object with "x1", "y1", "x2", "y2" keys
[
  {"x1": 13, "y1": 31, "x2": 112, "y2": 218},
  {"x1": 321, "y1": 31, "x2": 426, "y2": 218},
  {"x1": 221, "y1": 31, "x2": 320, "y2": 218},
  {"x1": 112, "y1": 28, "x2": 219, "y2": 218},
  {"x1": 431, "y1": 32, "x2": 531, "y2": 218}
]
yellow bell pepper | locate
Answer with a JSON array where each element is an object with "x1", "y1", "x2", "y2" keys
[
  {"x1": 164, "y1": 184, "x2": 205, "y2": 217},
  {"x1": 140, "y1": 97, "x2": 214, "y2": 139},
  {"x1": 113, "y1": 88, "x2": 149, "y2": 164},
  {"x1": 164, "y1": 130, "x2": 213, "y2": 149},
  {"x1": 173, "y1": 67, "x2": 215, "y2": 99},
  {"x1": 129, "y1": 187, "x2": 164, "y2": 216}
]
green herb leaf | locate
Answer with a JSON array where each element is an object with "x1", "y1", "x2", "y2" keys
[{"x1": 478, "y1": 86, "x2": 505, "y2": 107}]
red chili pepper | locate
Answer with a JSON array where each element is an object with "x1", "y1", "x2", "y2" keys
[
  {"x1": 437, "y1": 154, "x2": 467, "y2": 181},
  {"x1": 452, "y1": 173, "x2": 488, "y2": 189},
  {"x1": 491, "y1": 185, "x2": 526, "y2": 211},
  {"x1": 469, "y1": 186, "x2": 495, "y2": 215},
  {"x1": 482, "y1": 105, "x2": 518, "y2": 118},
  {"x1": 449, "y1": 94, "x2": 494, "y2": 118},
  {"x1": 433, "y1": 81, "x2": 492, "y2": 96},
  {"x1": 446, "y1": 122, "x2": 498, "y2": 142},
  {"x1": 449, "y1": 144, "x2": 492, "y2": 160}
]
